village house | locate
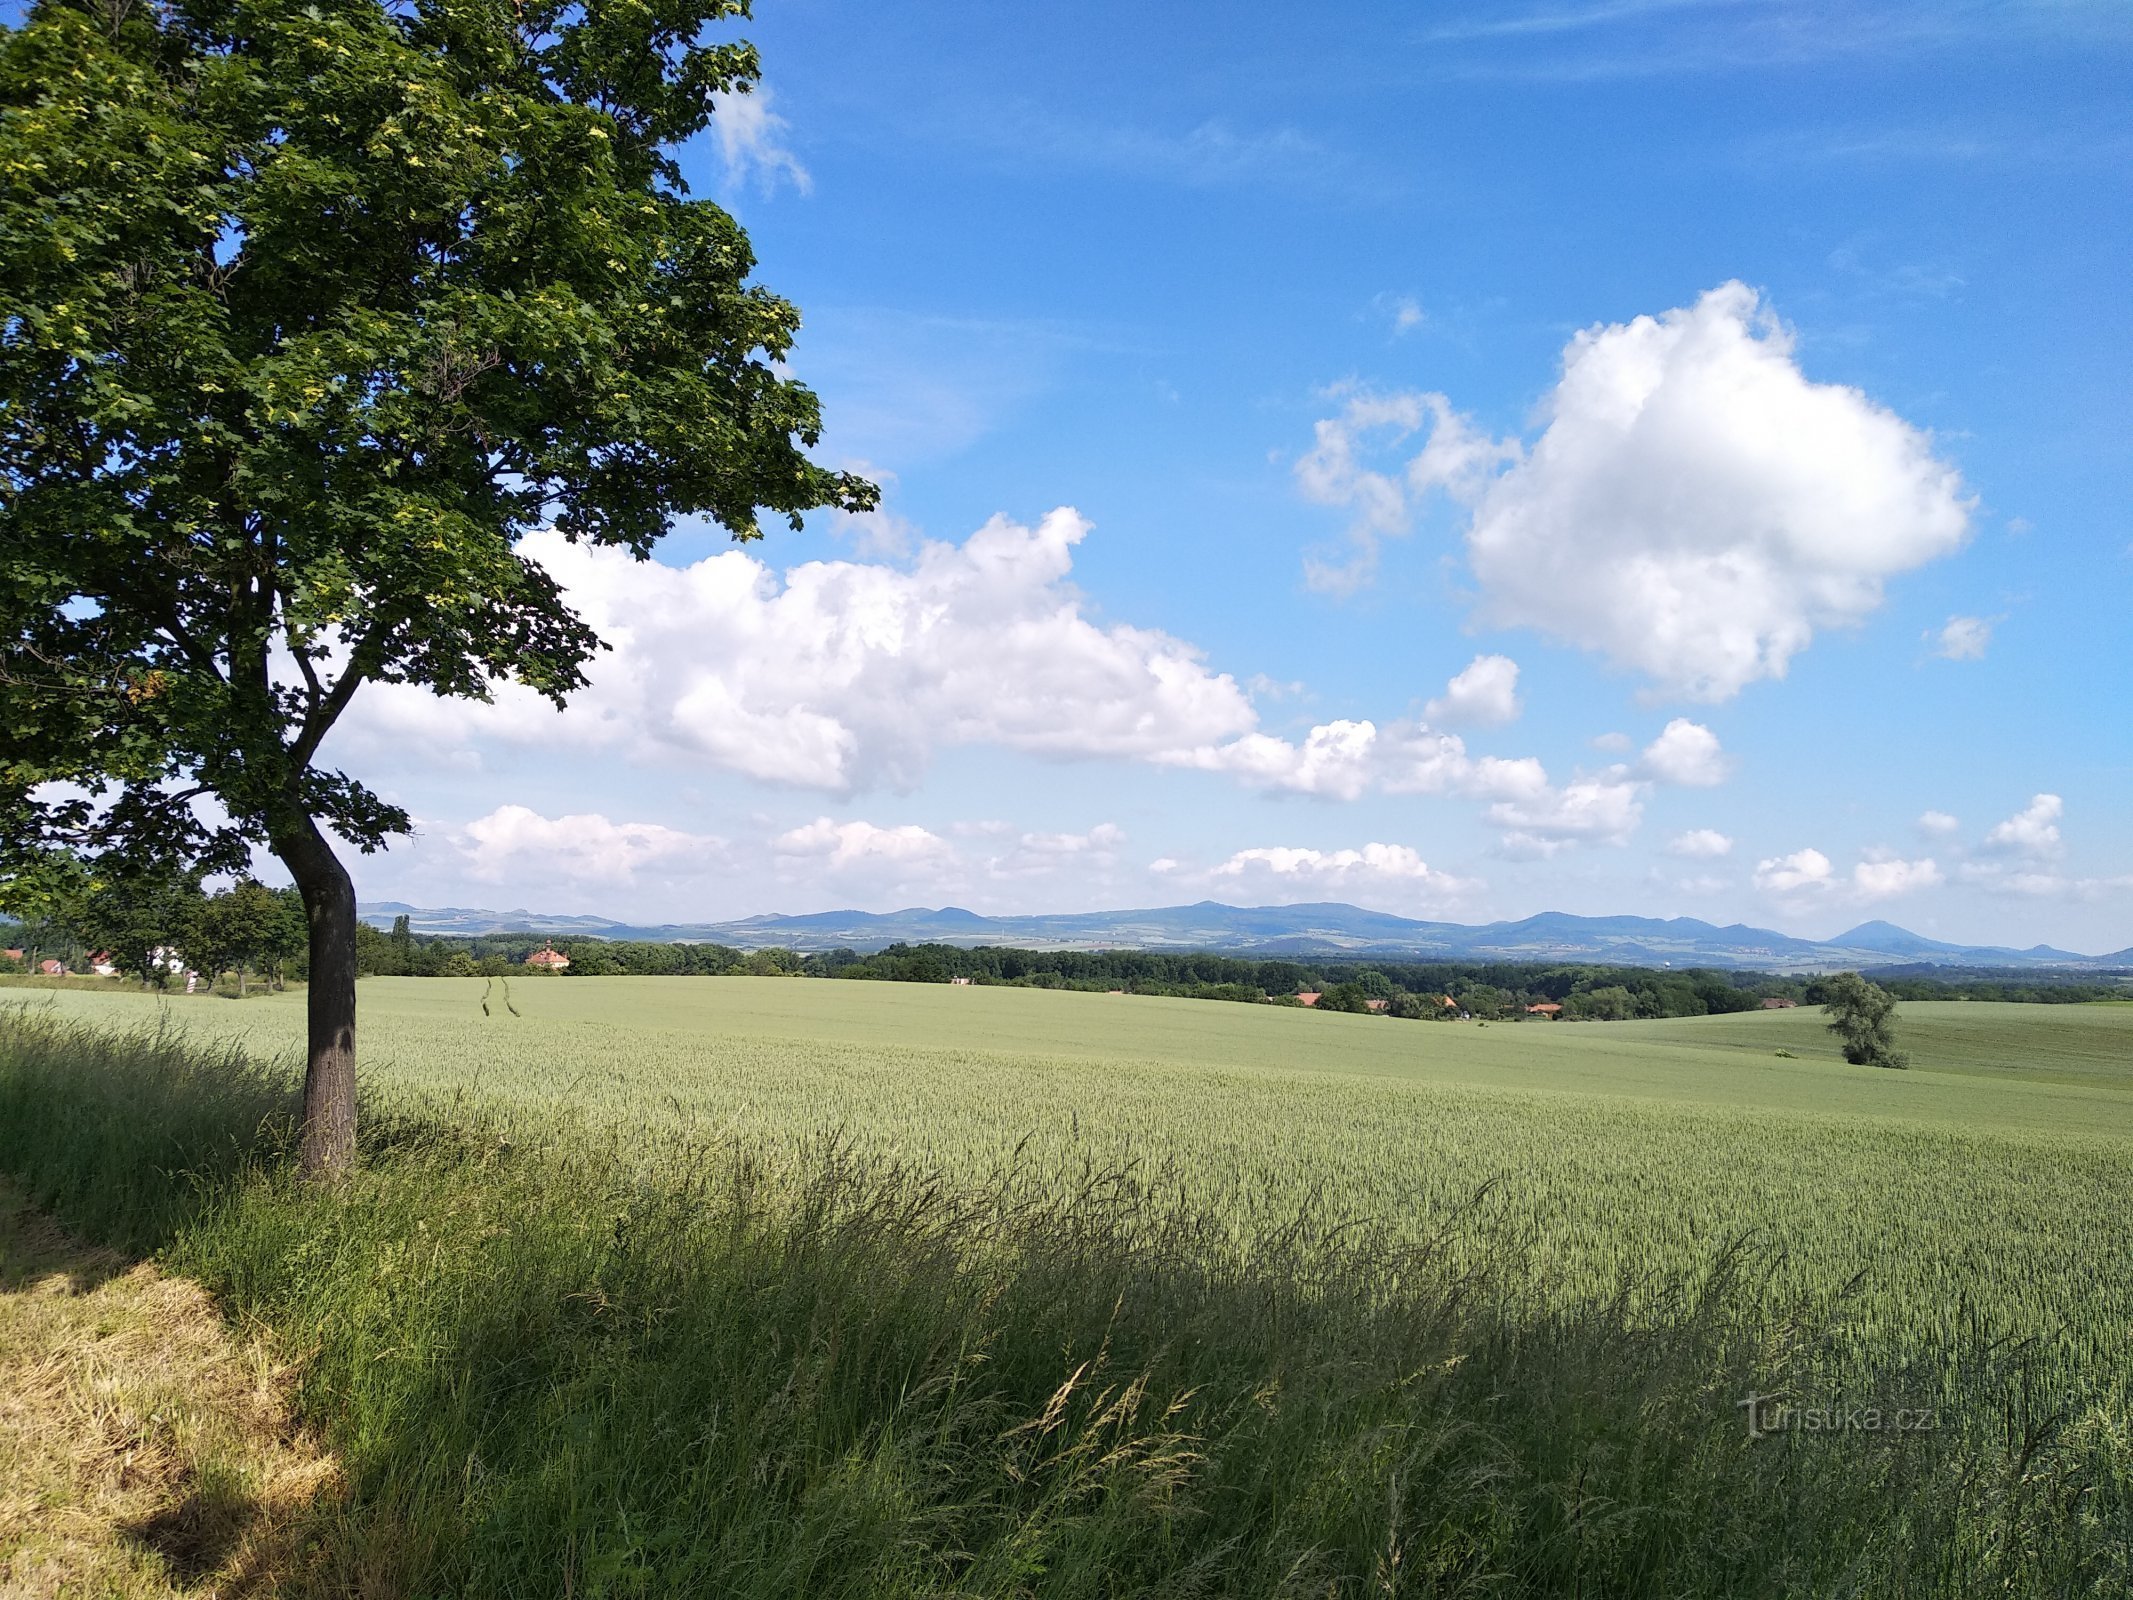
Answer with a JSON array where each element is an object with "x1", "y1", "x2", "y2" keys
[
  {"x1": 87, "y1": 951, "x2": 119, "y2": 977},
  {"x1": 1525, "y1": 1001, "x2": 1563, "y2": 1017},
  {"x1": 523, "y1": 942, "x2": 571, "y2": 971},
  {"x1": 1295, "y1": 991, "x2": 1322, "y2": 1007},
  {"x1": 1760, "y1": 997, "x2": 1799, "y2": 1009},
  {"x1": 949, "y1": 976, "x2": 972, "y2": 986}
]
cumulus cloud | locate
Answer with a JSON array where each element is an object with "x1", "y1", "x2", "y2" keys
[
  {"x1": 1299, "y1": 282, "x2": 1971, "y2": 699},
  {"x1": 1638, "y1": 718, "x2": 1730, "y2": 787},
  {"x1": 1754, "y1": 847, "x2": 1835, "y2": 895},
  {"x1": 1982, "y1": 794, "x2": 2064, "y2": 859},
  {"x1": 1851, "y1": 857, "x2": 1944, "y2": 900},
  {"x1": 1933, "y1": 615, "x2": 1993, "y2": 661},
  {"x1": 1917, "y1": 810, "x2": 1960, "y2": 836},
  {"x1": 341, "y1": 511, "x2": 1264, "y2": 794},
  {"x1": 1208, "y1": 842, "x2": 1478, "y2": 906},
  {"x1": 774, "y1": 817, "x2": 956, "y2": 872},
  {"x1": 1488, "y1": 774, "x2": 1646, "y2": 857},
  {"x1": 1424, "y1": 654, "x2": 1523, "y2": 726},
  {"x1": 455, "y1": 805, "x2": 724, "y2": 885},
  {"x1": 1295, "y1": 388, "x2": 1518, "y2": 591},
  {"x1": 1754, "y1": 845, "x2": 1942, "y2": 901},
  {"x1": 989, "y1": 823, "x2": 1127, "y2": 878},
  {"x1": 709, "y1": 85, "x2": 812, "y2": 195},
  {"x1": 330, "y1": 510, "x2": 1622, "y2": 855},
  {"x1": 1669, "y1": 828, "x2": 1734, "y2": 858}
]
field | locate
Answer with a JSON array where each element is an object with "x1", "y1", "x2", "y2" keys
[
  {"x1": 4, "y1": 979, "x2": 2130, "y2": 1594},
  {"x1": 15, "y1": 980, "x2": 2133, "y2": 1397}
]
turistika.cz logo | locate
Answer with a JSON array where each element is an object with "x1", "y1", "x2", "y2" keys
[{"x1": 1737, "y1": 1392, "x2": 1941, "y2": 1441}]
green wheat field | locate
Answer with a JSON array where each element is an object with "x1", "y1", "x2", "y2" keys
[
  {"x1": 5, "y1": 981, "x2": 2130, "y2": 1594},
  {"x1": 22, "y1": 980, "x2": 2133, "y2": 1395}
]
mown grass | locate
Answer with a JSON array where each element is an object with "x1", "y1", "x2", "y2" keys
[{"x1": 1, "y1": 1001, "x2": 2130, "y2": 1594}]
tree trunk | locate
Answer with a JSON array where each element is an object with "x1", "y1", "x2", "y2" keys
[
  {"x1": 272, "y1": 813, "x2": 357, "y2": 1181},
  {"x1": 238, "y1": 962, "x2": 248, "y2": 999}
]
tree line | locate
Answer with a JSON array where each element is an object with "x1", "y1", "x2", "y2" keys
[
  {"x1": 0, "y1": 872, "x2": 304, "y2": 994},
  {"x1": 330, "y1": 932, "x2": 1942, "y2": 1021}
]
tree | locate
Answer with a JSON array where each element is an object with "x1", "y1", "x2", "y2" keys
[
  {"x1": 1565, "y1": 984, "x2": 1635, "y2": 1022},
  {"x1": 75, "y1": 860, "x2": 207, "y2": 987},
  {"x1": 187, "y1": 877, "x2": 289, "y2": 995},
  {"x1": 0, "y1": 0, "x2": 872, "y2": 1177},
  {"x1": 1821, "y1": 972, "x2": 1907, "y2": 1068}
]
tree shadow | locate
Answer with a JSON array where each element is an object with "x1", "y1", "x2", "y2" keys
[
  {"x1": 0, "y1": 1178, "x2": 133, "y2": 1295},
  {"x1": 122, "y1": 1469, "x2": 264, "y2": 1587}
]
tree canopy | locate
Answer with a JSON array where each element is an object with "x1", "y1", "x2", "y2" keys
[
  {"x1": 1820, "y1": 972, "x2": 1907, "y2": 1069},
  {"x1": 0, "y1": 0, "x2": 872, "y2": 1173}
]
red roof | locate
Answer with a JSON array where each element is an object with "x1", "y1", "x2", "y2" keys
[
  {"x1": 1525, "y1": 1002, "x2": 1562, "y2": 1014},
  {"x1": 1296, "y1": 991, "x2": 1321, "y2": 1006}
]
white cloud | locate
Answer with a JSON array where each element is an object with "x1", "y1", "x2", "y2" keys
[
  {"x1": 1669, "y1": 828, "x2": 1734, "y2": 857},
  {"x1": 1851, "y1": 856, "x2": 1943, "y2": 900},
  {"x1": 334, "y1": 509, "x2": 1613, "y2": 855},
  {"x1": 1917, "y1": 810, "x2": 1960, "y2": 836},
  {"x1": 341, "y1": 511, "x2": 1263, "y2": 795},
  {"x1": 1933, "y1": 614, "x2": 1993, "y2": 661},
  {"x1": 1638, "y1": 718, "x2": 1730, "y2": 787},
  {"x1": 1390, "y1": 296, "x2": 1426, "y2": 335},
  {"x1": 773, "y1": 817, "x2": 955, "y2": 872},
  {"x1": 1982, "y1": 793, "x2": 2064, "y2": 859},
  {"x1": 1424, "y1": 653, "x2": 1523, "y2": 726},
  {"x1": 1208, "y1": 842, "x2": 1478, "y2": 906},
  {"x1": 1754, "y1": 847, "x2": 1835, "y2": 894},
  {"x1": 1296, "y1": 388, "x2": 1518, "y2": 591},
  {"x1": 1488, "y1": 772, "x2": 1646, "y2": 855},
  {"x1": 1957, "y1": 863, "x2": 2133, "y2": 904},
  {"x1": 988, "y1": 823, "x2": 1127, "y2": 878},
  {"x1": 1755, "y1": 845, "x2": 1943, "y2": 902},
  {"x1": 709, "y1": 85, "x2": 812, "y2": 195},
  {"x1": 455, "y1": 805, "x2": 724, "y2": 885},
  {"x1": 1469, "y1": 284, "x2": 1970, "y2": 699},
  {"x1": 1301, "y1": 283, "x2": 1971, "y2": 700},
  {"x1": 1590, "y1": 731, "x2": 1632, "y2": 751}
]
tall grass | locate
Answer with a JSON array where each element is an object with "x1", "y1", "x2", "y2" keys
[{"x1": 1, "y1": 1004, "x2": 2126, "y2": 1596}]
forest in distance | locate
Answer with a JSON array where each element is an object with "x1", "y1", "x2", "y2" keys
[{"x1": 329, "y1": 920, "x2": 2131, "y2": 1019}]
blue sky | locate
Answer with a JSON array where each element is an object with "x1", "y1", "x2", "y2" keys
[{"x1": 333, "y1": 0, "x2": 2133, "y2": 950}]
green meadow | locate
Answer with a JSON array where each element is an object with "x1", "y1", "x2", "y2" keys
[{"x1": 4, "y1": 981, "x2": 2129, "y2": 1594}]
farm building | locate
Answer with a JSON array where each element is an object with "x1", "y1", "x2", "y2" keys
[
  {"x1": 1525, "y1": 1002, "x2": 1563, "y2": 1017},
  {"x1": 524, "y1": 942, "x2": 571, "y2": 971},
  {"x1": 1760, "y1": 997, "x2": 1799, "y2": 1009},
  {"x1": 1295, "y1": 991, "x2": 1322, "y2": 1007}
]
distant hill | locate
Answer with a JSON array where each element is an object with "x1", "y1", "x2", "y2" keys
[{"x1": 357, "y1": 899, "x2": 2131, "y2": 972}]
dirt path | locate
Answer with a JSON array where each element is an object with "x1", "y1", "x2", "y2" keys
[{"x1": 0, "y1": 1184, "x2": 337, "y2": 1598}]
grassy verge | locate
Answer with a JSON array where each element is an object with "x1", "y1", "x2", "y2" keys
[{"x1": 1, "y1": 1006, "x2": 2126, "y2": 1596}]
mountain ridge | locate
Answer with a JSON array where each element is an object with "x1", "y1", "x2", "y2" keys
[{"x1": 356, "y1": 900, "x2": 2131, "y2": 972}]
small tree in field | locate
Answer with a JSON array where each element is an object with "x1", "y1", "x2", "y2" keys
[
  {"x1": 1820, "y1": 971, "x2": 1907, "y2": 1068},
  {"x1": 1, "y1": 0, "x2": 872, "y2": 1177}
]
